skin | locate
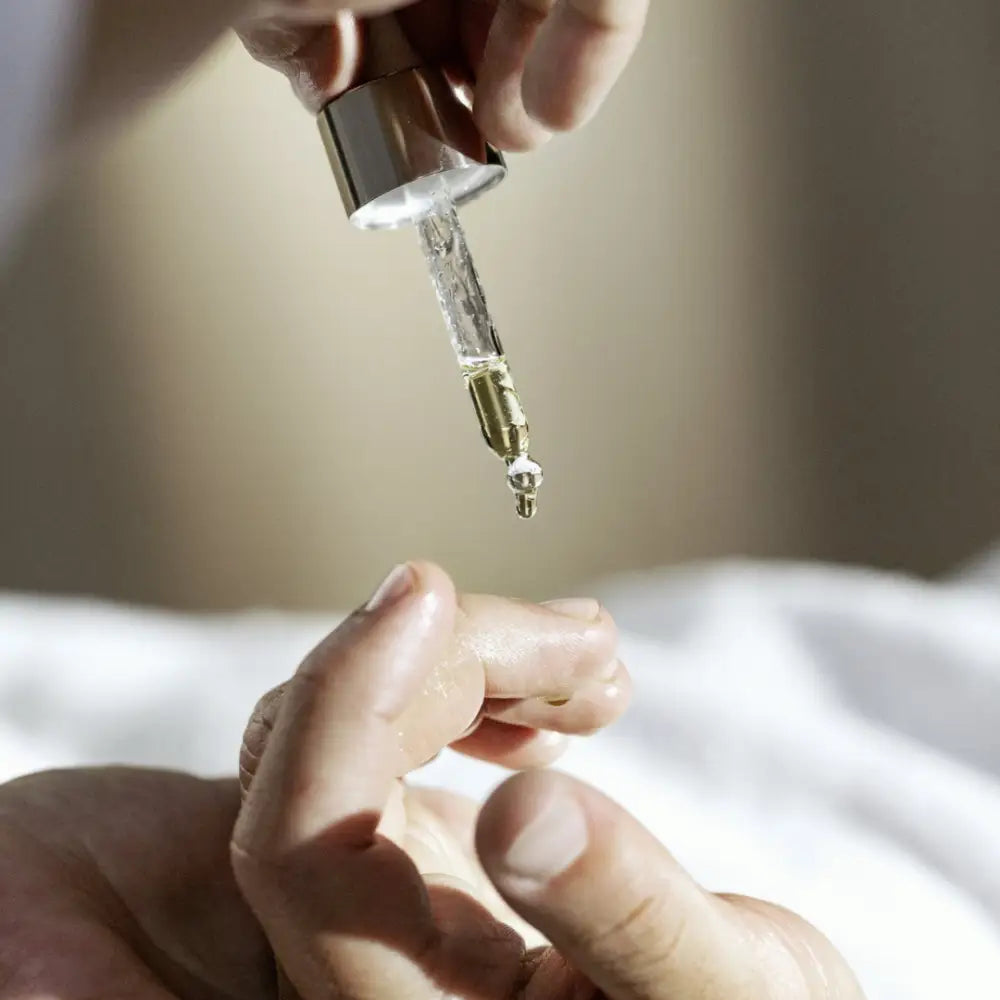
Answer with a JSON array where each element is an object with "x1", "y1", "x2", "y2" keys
[
  {"x1": 0, "y1": 562, "x2": 865, "y2": 999},
  {"x1": 65, "y1": 1, "x2": 651, "y2": 155}
]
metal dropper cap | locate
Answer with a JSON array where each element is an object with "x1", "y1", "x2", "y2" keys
[{"x1": 317, "y1": 16, "x2": 506, "y2": 230}]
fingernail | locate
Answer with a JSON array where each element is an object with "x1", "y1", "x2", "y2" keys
[
  {"x1": 503, "y1": 792, "x2": 588, "y2": 884},
  {"x1": 544, "y1": 598, "x2": 601, "y2": 623},
  {"x1": 365, "y1": 563, "x2": 414, "y2": 613}
]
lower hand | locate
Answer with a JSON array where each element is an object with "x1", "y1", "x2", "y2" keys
[
  {"x1": 0, "y1": 561, "x2": 625, "y2": 996},
  {"x1": 235, "y1": 560, "x2": 866, "y2": 1000},
  {"x1": 0, "y1": 561, "x2": 864, "y2": 999}
]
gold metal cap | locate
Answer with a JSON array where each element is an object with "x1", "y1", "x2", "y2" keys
[{"x1": 317, "y1": 66, "x2": 506, "y2": 230}]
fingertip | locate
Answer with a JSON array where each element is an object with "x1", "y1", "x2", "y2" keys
[
  {"x1": 407, "y1": 559, "x2": 458, "y2": 614},
  {"x1": 452, "y1": 722, "x2": 570, "y2": 770},
  {"x1": 476, "y1": 770, "x2": 588, "y2": 891},
  {"x1": 521, "y1": 72, "x2": 595, "y2": 134},
  {"x1": 239, "y1": 13, "x2": 361, "y2": 113},
  {"x1": 295, "y1": 559, "x2": 457, "y2": 724},
  {"x1": 476, "y1": 769, "x2": 545, "y2": 864},
  {"x1": 540, "y1": 599, "x2": 619, "y2": 674},
  {"x1": 483, "y1": 658, "x2": 631, "y2": 735},
  {"x1": 588, "y1": 657, "x2": 633, "y2": 727},
  {"x1": 572, "y1": 605, "x2": 620, "y2": 682},
  {"x1": 478, "y1": 771, "x2": 581, "y2": 853},
  {"x1": 402, "y1": 561, "x2": 461, "y2": 650},
  {"x1": 473, "y1": 97, "x2": 553, "y2": 153},
  {"x1": 521, "y1": 2, "x2": 647, "y2": 134},
  {"x1": 471, "y1": 0, "x2": 553, "y2": 152},
  {"x1": 604, "y1": 658, "x2": 632, "y2": 720},
  {"x1": 556, "y1": 660, "x2": 633, "y2": 733},
  {"x1": 288, "y1": 14, "x2": 362, "y2": 111},
  {"x1": 357, "y1": 559, "x2": 456, "y2": 633},
  {"x1": 520, "y1": 36, "x2": 601, "y2": 133}
]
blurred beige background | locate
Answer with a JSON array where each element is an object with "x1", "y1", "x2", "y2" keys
[{"x1": 2, "y1": 1, "x2": 999, "y2": 611}]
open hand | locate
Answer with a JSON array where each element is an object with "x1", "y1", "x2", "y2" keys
[
  {"x1": 233, "y1": 560, "x2": 865, "y2": 1000},
  {"x1": 0, "y1": 561, "x2": 864, "y2": 999},
  {"x1": 0, "y1": 561, "x2": 625, "y2": 997}
]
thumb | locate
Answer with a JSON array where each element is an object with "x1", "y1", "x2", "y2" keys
[{"x1": 475, "y1": 771, "x2": 865, "y2": 1000}]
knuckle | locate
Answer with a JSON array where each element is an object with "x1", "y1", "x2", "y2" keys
[
  {"x1": 583, "y1": 892, "x2": 689, "y2": 984},
  {"x1": 229, "y1": 836, "x2": 293, "y2": 902},
  {"x1": 247, "y1": 681, "x2": 288, "y2": 732},
  {"x1": 237, "y1": 756, "x2": 255, "y2": 794},
  {"x1": 239, "y1": 683, "x2": 289, "y2": 789}
]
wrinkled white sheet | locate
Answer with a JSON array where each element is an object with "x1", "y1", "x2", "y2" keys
[{"x1": 2, "y1": 558, "x2": 999, "y2": 1000}]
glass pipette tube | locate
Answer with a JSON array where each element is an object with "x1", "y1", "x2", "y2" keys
[{"x1": 416, "y1": 191, "x2": 543, "y2": 518}]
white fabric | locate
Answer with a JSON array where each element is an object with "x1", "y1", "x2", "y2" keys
[{"x1": 2, "y1": 558, "x2": 1000, "y2": 1000}]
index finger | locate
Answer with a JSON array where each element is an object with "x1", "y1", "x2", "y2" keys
[
  {"x1": 522, "y1": 0, "x2": 649, "y2": 131},
  {"x1": 233, "y1": 561, "x2": 453, "y2": 856},
  {"x1": 237, "y1": 590, "x2": 623, "y2": 787},
  {"x1": 231, "y1": 562, "x2": 508, "y2": 1000}
]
